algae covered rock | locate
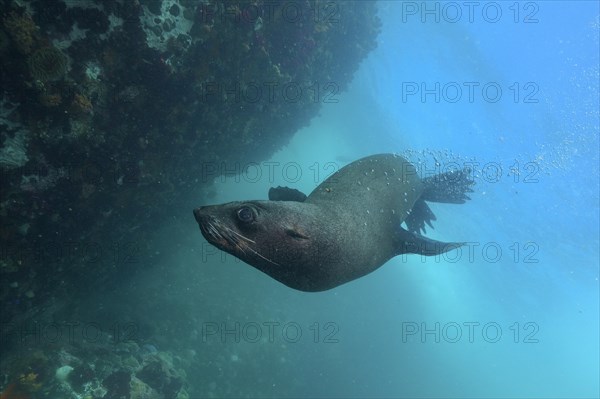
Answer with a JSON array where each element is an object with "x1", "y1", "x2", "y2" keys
[{"x1": 27, "y1": 46, "x2": 68, "y2": 81}]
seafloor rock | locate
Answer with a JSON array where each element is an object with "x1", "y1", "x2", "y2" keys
[
  {"x1": 130, "y1": 376, "x2": 163, "y2": 399},
  {"x1": 104, "y1": 370, "x2": 132, "y2": 398},
  {"x1": 137, "y1": 353, "x2": 185, "y2": 398}
]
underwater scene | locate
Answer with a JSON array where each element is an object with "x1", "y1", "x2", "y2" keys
[{"x1": 0, "y1": 0, "x2": 598, "y2": 398}]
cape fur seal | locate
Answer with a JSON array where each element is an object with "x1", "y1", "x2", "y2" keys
[{"x1": 194, "y1": 154, "x2": 474, "y2": 292}]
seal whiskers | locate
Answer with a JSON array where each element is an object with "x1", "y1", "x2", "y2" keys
[
  {"x1": 203, "y1": 221, "x2": 224, "y2": 242},
  {"x1": 220, "y1": 224, "x2": 281, "y2": 267},
  {"x1": 208, "y1": 224, "x2": 222, "y2": 240},
  {"x1": 243, "y1": 244, "x2": 281, "y2": 267},
  {"x1": 221, "y1": 225, "x2": 255, "y2": 244},
  {"x1": 208, "y1": 221, "x2": 280, "y2": 267},
  {"x1": 219, "y1": 224, "x2": 249, "y2": 255}
]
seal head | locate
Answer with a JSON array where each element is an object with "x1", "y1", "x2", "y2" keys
[{"x1": 194, "y1": 200, "x2": 342, "y2": 291}]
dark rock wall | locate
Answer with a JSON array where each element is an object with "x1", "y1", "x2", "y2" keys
[{"x1": 0, "y1": 0, "x2": 379, "y2": 323}]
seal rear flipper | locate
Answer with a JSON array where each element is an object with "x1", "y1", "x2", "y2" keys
[
  {"x1": 405, "y1": 198, "x2": 436, "y2": 235},
  {"x1": 421, "y1": 168, "x2": 474, "y2": 204},
  {"x1": 395, "y1": 227, "x2": 463, "y2": 256},
  {"x1": 268, "y1": 186, "x2": 307, "y2": 202}
]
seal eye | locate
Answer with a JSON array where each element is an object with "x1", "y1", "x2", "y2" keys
[{"x1": 237, "y1": 206, "x2": 254, "y2": 223}]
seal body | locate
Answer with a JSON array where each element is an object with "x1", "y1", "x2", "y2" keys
[{"x1": 194, "y1": 154, "x2": 473, "y2": 292}]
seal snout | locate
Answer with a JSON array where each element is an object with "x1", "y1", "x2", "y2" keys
[
  {"x1": 193, "y1": 207, "x2": 217, "y2": 241},
  {"x1": 193, "y1": 207, "x2": 203, "y2": 224},
  {"x1": 193, "y1": 207, "x2": 213, "y2": 234}
]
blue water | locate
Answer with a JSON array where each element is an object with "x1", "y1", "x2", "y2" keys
[{"x1": 166, "y1": 2, "x2": 599, "y2": 397}]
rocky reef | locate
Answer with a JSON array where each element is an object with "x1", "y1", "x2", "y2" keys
[
  {"x1": 0, "y1": 337, "x2": 191, "y2": 398},
  {"x1": 0, "y1": 0, "x2": 380, "y2": 396}
]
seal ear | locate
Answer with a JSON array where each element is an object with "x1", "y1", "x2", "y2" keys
[
  {"x1": 285, "y1": 228, "x2": 310, "y2": 240},
  {"x1": 268, "y1": 186, "x2": 307, "y2": 202}
]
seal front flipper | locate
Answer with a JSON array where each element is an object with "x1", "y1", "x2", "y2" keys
[
  {"x1": 268, "y1": 186, "x2": 307, "y2": 202},
  {"x1": 395, "y1": 227, "x2": 463, "y2": 256}
]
